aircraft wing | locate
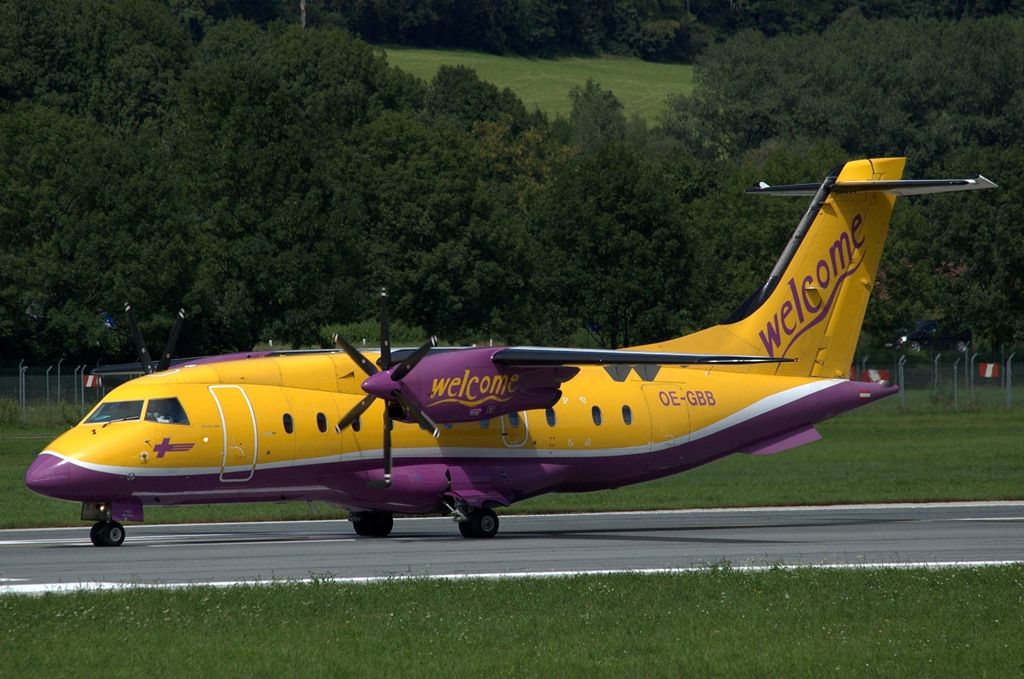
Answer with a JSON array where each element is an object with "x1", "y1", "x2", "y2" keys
[
  {"x1": 389, "y1": 346, "x2": 792, "y2": 366},
  {"x1": 489, "y1": 346, "x2": 792, "y2": 366}
]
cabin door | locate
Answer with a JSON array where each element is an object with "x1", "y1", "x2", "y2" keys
[
  {"x1": 640, "y1": 384, "x2": 690, "y2": 471},
  {"x1": 209, "y1": 385, "x2": 258, "y2": 482},
  {"x1": 500, "y1": 411, "x2": 530, "y2": 448}
]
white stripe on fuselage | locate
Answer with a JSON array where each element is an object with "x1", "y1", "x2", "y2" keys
[{"x1": 41, "y1": 379, "x2": 845, "y2": 478}]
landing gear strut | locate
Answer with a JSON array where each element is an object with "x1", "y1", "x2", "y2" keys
[
  {"x1": 90, "y1": 521, "x2": 126, "y2": 547},
  {"x1": 350, "y1": 511, "x2": 394, "y2": 537}
]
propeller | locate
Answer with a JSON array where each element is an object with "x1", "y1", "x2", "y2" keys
[
  {"x1": 124, "y1": 304, "x2": 186, "y2": 374},
  {"x1": 334, "y1": 289, "x2": 439, "y2": 489}
]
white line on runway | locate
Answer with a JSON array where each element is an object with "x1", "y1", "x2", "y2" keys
[
  {"x1": 4, "y1": 500, "x2": 1024, "y2": 536},
  {"x1": 0, "y1": 533, "x2": 239, "y2": 547},
  {"x1": 3, "y1": 560, "x2": 1022, "y2": 596},
  {"x1": 147, "y1": 538, "x2": 356, "y2": 547}
]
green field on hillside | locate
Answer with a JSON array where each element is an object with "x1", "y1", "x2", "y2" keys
[
  {"x1": 3, "y1": 567, "x2": 1022, "y2": 677},
  {"x1": 381, "y1": 46, "x2": 694, "y2": 122}
]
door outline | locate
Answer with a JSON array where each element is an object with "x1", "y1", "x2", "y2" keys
[
  {"x1": 641, "y1": 384, "x2": 691, "y2": 451},
  {"x1": 500, "y1": 411, "x2": 530, "y2": 448},
  {"x1": 209, "y1": 385, "x2": 258, "y2": 482}
]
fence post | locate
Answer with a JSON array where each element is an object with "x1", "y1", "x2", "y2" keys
[
  {"x1": 860, "y1": 354, "x2": 870, "y2": 380},
  {"x1": 953, "y1": 357, "x2": 961, "y2": 410},
  {"x1": 73, "y1": 365, "x2": 82, "y2": 414},
  {"x1": 969, "y1": 352, "x2": 978, "y2": 398},
  {"x1": 1008, "y1": 353, "x2": 1016, "y2": 410},
  {"x1": 57, "y1": 358, "x2": 64, "y2": 405},
  {"x1": 933, "y1": 353, "x2": 942, "y2": 391},
  {"x1": 18, "y1": 360, "x2": 27, "y2": 422},
  {"x1": 78, "y1": 365, "x2": 86, "y2": 416},
  {"x1": 46, "y1": 365, "x2": 53, "y2": 406},
  {"x1": 898, "y1": 355, "x2": 908, "y2": 408}
]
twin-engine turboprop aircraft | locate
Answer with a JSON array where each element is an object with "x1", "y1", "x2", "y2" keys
[{"x1": 25, "y1": 157, "x2": 995, "y2": 546}]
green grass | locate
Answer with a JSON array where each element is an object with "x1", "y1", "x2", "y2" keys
[
  {"x1": 3, "y1": 567, "x2": 1023, "y2": 677},
  {"x1": 381, "y1": 46, "x2": 694, "y2": 122},
  {"x1": 3, "y1": 400, "x2": 1023, "y2": 529}
]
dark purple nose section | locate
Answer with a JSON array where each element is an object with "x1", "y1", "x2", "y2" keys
[{"x1": 25, "y1": 453, "x2": 73, "y2": 498}]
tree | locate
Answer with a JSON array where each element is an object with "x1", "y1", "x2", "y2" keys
[
  {"x1": 568, "y1": 78, "x2": 626, "y2": 152},
  {"x1": 526, "y1": 144, "x2": 694, "y2": 348}
]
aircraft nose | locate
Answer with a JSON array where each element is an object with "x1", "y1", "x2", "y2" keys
[{"x1": 25, "y1": 453, "x2": 73, "y2": 498}]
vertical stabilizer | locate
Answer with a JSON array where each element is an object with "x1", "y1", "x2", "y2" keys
[{"x1": 641, "y1": 157, "x2": 905, "y2": 378}]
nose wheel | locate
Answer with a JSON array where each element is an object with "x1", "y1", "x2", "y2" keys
[{"x1": 90, "y1": 521, "x2": 126, "y2": 547}]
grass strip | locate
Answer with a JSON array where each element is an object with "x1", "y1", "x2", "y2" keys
[
  {"x1": 2, "y1": 566, "x2": 1022, "y2": 677},
  {"x1": 381, "y1": 46, "x2": 694, "y2": 121}
]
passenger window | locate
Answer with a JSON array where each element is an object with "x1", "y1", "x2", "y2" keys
[
  {"x1": 145, "y1": 398, "x2": 190, "y2": 425},
  {"x1": 545, "y1": 408, "x2": 556, "y2": 426},
  {"x1": 86, "y1": 400, "x2": 143, "y2": 424},
  {"x1": 283, "y1": 413, "x2": 294, "y2": 434},
  {"x1": 592, "y1": 406, "x2": 602, "y2": 426},
  {"x1": 480, "y1": 419, "x2": 490, "y2": 429},
  {"x1": 622, "y1": 405, "x2": 633, "y2": 425},
  {"x1": 508, "y1": 412, "x2": 520, "y2": 428},
  {"x1": 316, "y1": 412, "x2": 327, "y2": 433}
]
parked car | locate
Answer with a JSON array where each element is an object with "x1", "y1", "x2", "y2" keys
[{"x1": 885, "y1": 320, "x2": 971, "y2": 352}]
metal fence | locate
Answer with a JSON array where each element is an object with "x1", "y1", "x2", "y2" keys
[
  {"x1": 858, "y1": 348, "x2": 1018, "y2": 410},
  {"x1": 1, "y1": 359, "x2": 110, "y2": 421}
]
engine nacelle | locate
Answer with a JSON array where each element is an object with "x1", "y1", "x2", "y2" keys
[{"x1": 365, "y1": 347, "x2": 578, "y2": 424}]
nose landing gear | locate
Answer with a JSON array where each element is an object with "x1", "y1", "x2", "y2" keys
[{"x1": 89, "y1": 521, "x2": 126, "y2": 547}]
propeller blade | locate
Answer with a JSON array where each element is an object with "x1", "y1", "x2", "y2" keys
[
  {"x1": 367, "y1": 410, "x2": 393, "y2": 488},
  {"x1": 155, "y1": 308, "x2": 186, "y2": 372},
  {"x1": 389, "y1": 336, "x2": 437, "y2": 382},
  {"x1": 379, "y1": 288, "x2": 391, "y2": 370},
  {"x1": 334, "y1": 333, "x2": 378, "y2": 376},
  {"x1": 124, "y1": 303, "x2": 153, "y2": 373},
  {"x1": 335, "y1": 393, "x2": 376, "y2": 433},
  {"x1": 394, "y1": 392, "x2": 440, "y2": 438}
]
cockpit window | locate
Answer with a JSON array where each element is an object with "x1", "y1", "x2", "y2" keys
[
  {"x1": 85, "y1": 400, "x2": 144, "y2": 424},
  {"x1": 145, "y1": 398, "x2": 190, "y2": 425}
]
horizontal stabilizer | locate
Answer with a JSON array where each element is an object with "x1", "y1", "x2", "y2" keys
[{"x1": 747, "y1": 175, "x2": 997, "y2": 197}]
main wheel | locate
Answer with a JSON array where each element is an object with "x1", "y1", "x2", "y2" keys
[
  {"x1": 89, "y1": 522, "x2": 104, "y2": 546},
  {"x1": 93, "y1": 521, "x2": 125, "y2": 547},
  {"x1": 466, "y1": 508, "x2": 499, "y2": 539},
  {"x1": 458, "y1": 520, "x2": 474, "y2": 538},
  {"x1": 352, "y1": 512, "x2": 394, "y2": 537}
]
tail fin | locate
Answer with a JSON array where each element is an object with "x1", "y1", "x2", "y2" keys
[{"x1": 642, "y1": 157, "x2": 996, "y2": 378}]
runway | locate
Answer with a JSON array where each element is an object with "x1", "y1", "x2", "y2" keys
[{"x1": 3, "y1": 502, "x2": 1023, "y2": 593}]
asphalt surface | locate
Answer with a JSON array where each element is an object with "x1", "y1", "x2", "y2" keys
[{"x1": 3, "y1": 502, "x2": 1023, "y2": 592}]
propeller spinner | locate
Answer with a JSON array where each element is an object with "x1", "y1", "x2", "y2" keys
[{"x1": 334, "y1": 289, "x2": 439, "y2": 489}]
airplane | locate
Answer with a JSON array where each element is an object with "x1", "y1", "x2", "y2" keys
[{"x1": 25, "y1": 157, "x2": 996, "y2": 546}]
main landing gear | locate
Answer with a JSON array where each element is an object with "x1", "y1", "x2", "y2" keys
[
  {"x1": 89, "y1": 521, "x2": 126, "y2": 547},
  {"x1": 444, "y1": 497, "x2": 499, "y2": 538},
  {"x1": 458, "y1": 507, "x2": 499, "y2": 539},
  {"x1": 350, "y1": 511, "x2": 394, "y2": 537}
]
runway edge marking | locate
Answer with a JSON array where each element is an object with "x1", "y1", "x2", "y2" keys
[{"x1": 4, "y1": 560, "x2": 1023, "y2": 596}]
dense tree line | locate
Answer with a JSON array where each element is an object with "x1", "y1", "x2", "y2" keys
[
  {"x1": 157, "y1": 0, "x2": 1024, "y2": 62},
  {"x1": 1, "y1": 1, "x2": 1022, "y2": 363}
]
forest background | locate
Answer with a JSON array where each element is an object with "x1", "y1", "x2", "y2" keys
[{"x1": 2, "y1": 0, "x2": 1023, "y2": 362}]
